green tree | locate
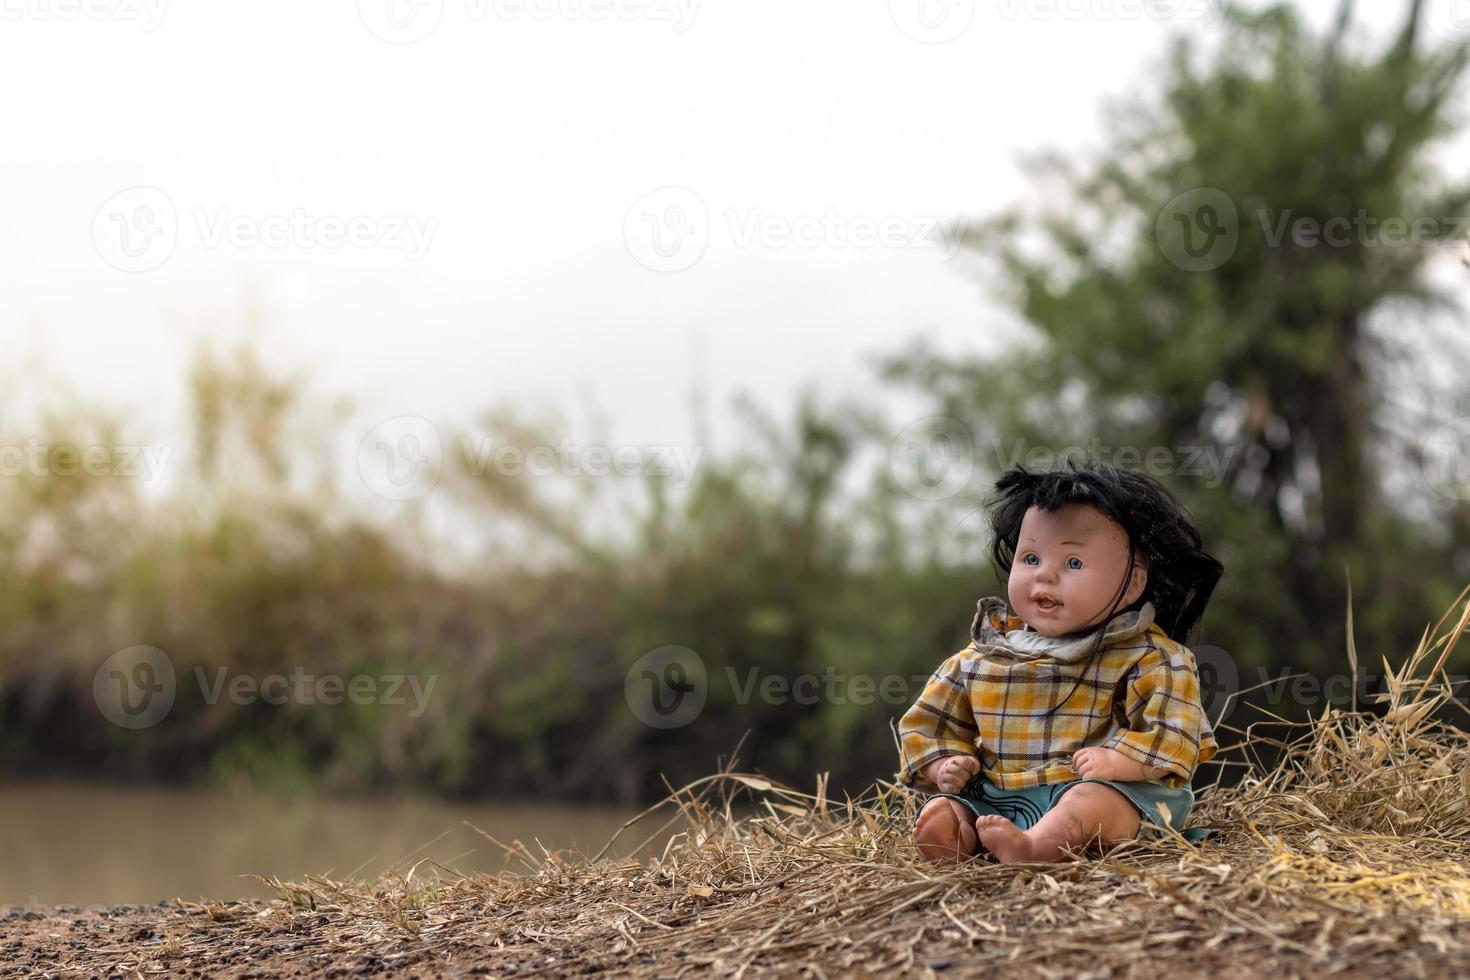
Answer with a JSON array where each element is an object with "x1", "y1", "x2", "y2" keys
[{"x1": 884, "y1": 0, "x2": 1470, "y2": 685}]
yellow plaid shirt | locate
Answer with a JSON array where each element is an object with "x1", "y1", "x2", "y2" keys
[{"x1": 898, "y1": 596, "x2": 1218, "y2": 791}]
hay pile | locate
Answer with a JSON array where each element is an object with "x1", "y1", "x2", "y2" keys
[{"x1": 18, "y1": 590, "x2": 1470, "y2": 978}]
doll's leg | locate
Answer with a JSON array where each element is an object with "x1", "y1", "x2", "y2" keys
[
  {"x1": 974, "y1": 782, "x2": 1140, "y2": 865},
  {"x1": 914, "y1": 798, "x2": 981, "y2": 862}
]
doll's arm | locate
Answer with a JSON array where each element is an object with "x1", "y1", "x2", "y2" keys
[
  {"x1": 1073, "y1": 748, "x2": 1170, "y2": 782},
  {"x1": 1105, "y1": 642, "x2": 1218, "y2": 788},
  {"x1": 897, "y1": 650, "x2": 981, "y2": 789},
  {"x1": 923, "y1": 755, "x2": 982, "y2": 793}
]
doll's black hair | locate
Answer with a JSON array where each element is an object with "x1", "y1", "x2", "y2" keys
[
  {"x1": 987, "y1": 459, "x2": 1223, "y2": 640},
  {"x1": 985, "y1": 457, "x2": 1224, "y2": 714}
]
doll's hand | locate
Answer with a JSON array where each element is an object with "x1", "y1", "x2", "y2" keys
[
  {"x1": 925, "y1": 755, "x2": 981, "y2": 793},
  {"x1": 1071, "y1": 746, "x2": 1152, "y2": 782}
]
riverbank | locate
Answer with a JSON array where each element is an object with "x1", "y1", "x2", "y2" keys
[
  {"x1": 10, "y1": 623, "x2": 1470, "y2": 978},
  {"x1": 0, "y1": 782, "x2": 655, "y2": 906},
  {"x1": 9, "y1": 704, "x2": 1470, "y2": 976}
]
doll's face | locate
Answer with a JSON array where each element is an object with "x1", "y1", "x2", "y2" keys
[{"x1": 1007, "y1": 503, "x2": 1147, "y2": 637}]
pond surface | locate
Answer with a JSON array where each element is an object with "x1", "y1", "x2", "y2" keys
[{"x1": 0, "y1": 783, "x2": 676, "y2": 906}]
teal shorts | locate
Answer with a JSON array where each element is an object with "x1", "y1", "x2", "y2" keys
[{"x1": 921, "y1": 774, "x2": 1215, "y2": 845}]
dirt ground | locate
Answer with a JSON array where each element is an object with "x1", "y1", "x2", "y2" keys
[{"x1": 3, "y1": 896, "x2": 1470, "y2": 979}]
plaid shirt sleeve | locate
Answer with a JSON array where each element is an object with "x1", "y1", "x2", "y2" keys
[
  {"x1": 897, "y1": 649, "x2": 980, "y2": 789},
  {"x1": 1105, "y1": 640, "x2": 1217, "y2": 789}
]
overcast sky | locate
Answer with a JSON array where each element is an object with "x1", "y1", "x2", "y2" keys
[{"x1": 2, "y1": 0, "x2": 1463, "y2": 488}]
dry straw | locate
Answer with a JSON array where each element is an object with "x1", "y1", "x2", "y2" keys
[{"x1": 33, "y1": 585, "x2": 1470, "y2": 977}]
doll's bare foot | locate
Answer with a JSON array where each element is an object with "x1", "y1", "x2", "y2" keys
[
  {"x1": 914, "y1": 798, "x2": 979, "y2": 862},
  {"x1": 974, "y1": 814, "x2": 1038, "y2": 864}
]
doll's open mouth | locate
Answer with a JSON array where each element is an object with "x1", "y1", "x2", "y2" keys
[{"x1": 1033, "y1": 596, "x2": 1061, "y2": 610}]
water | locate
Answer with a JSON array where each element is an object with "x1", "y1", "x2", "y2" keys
[{"x1": 0, "y1": 783, "x2": 672, "y2": 907}]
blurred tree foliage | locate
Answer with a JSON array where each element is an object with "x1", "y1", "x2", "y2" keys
[
  {"x1": 1, "y1": 1, "x2": 1468, "y2": 804},
  {"x1": 884, "y1": 0, "x2": 1470, "y2": 680}
]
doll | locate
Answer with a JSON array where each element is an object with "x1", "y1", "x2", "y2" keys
[{"x1": 898, "y1": 459, "x2": 1223, "y2": 863}]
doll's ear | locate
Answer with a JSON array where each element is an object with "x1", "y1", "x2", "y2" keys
[{"x1": 1123, "y1": 555, "x2": 1149, "y2": 606}]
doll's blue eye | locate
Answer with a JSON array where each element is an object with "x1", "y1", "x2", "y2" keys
[
  {"x1": 1067, "y1": 557, "x2": 1083, "y2": 570},
  {"x1": 1022, "y1": 553, "x2": 1038, "y2": 565}
]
